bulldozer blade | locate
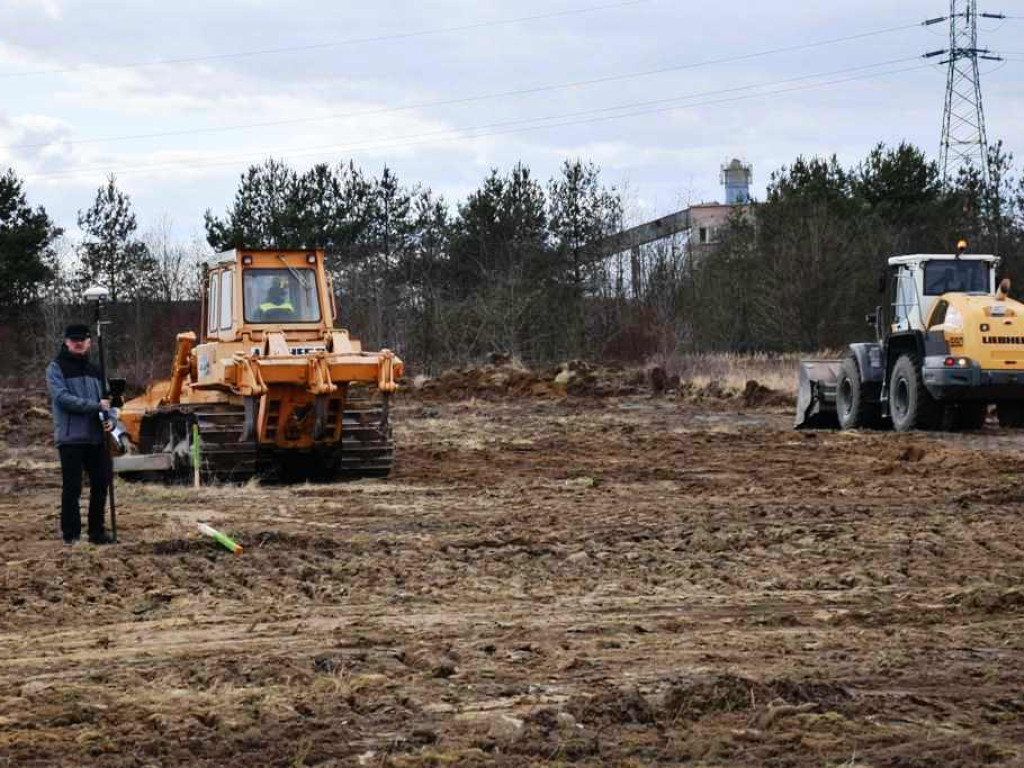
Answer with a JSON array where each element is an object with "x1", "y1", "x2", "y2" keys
[{"x1": 795, "y1": 360, "x2": 841, "y2": 429}]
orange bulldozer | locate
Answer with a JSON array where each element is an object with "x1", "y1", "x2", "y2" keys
[{"x1": 112, "y1": 249, "x2": 402, "y2": 483}]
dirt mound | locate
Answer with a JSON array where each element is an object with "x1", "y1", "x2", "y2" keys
[
  {"x1": 660, "y1": 674, "x2": 852, "y2": 722},
  {"x1": 675, "y1": 378, "x2": 793, "y2": 409},
  {"x1": 565, "y1": 675, "x2": 852, "y2": 728},
  {"x1": 948, "y1": 587, "x2": 1024, "y2": 614},
  {"x1": 413, "y1": 360, "x2": 641, "y2": 401},
  {"x1": 741, "y1": 379, "x2": 794, "y2": 408},
  {"x1": 412, "y1": 361, "x2": 794, "y2": 408},
  {"x1": 661, "y1": 674, "x2": 761, "y2": 720},
  {"x1": 0, "y1": 389, "x2": 53, "y2": 447},
  {"x1": 568, "y1": 686, "x2": 658, "y2": 725}
]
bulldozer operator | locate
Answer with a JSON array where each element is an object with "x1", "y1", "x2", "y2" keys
[{"x1": 258, "y1": 279, "x2": 296, "y2": 322}]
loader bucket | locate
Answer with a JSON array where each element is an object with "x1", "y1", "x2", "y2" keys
[{"x1": 795, "y1": 360, "x2": 841, "y2": 429}]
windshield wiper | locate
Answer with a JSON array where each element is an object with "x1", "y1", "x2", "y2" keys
[{"x1": 277, "y1": 255, "x2": 313, "y2": 296}]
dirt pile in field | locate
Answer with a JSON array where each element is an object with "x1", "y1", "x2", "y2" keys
[
  {"x1": 412, "y1": 360, "x2": 795, "y2": 409},
  {"x1": 413, "y1": 359, "x2": 642, "y2": 400},
  {"x1": 674, "y1": 378, "x2": 794, "y2": 409},
  {"x1": 0, "y1": 388, "x2": 53, "y2": 447},
  {"x1": 739, "y1": 379, "x2": 794, "y2": 408}
]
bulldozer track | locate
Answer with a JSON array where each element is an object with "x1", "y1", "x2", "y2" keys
[
  {"x1": 135, "y1": 392, "x2": 393, "y2": 483},
  {"x1": 192, "y1": 406, "x2": 259, "y2": 482},
  {"x1": 340, "y1": 385, "x2": 395, "y2": 479},
  {"x1": 139, "y1": 404, "x2": 258, "y2": 484}
]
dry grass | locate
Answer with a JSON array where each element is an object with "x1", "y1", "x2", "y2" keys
[
  {"x1": 649, "y1": 352, "x2": 838, "y2": 395},
  {"x1": 0, "y1": 455, "x2": 59, "y2": 472}
]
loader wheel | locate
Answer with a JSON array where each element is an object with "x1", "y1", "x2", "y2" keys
[
  {"x1": 997, "y1": 402, "x2": 1024, "y2": 428},
  {"x1": 889, "y1": 353, "x2": 938, "y2": 432},
  {"x1": 836, "y1": 356, "x2": 878, "y2": 430}
]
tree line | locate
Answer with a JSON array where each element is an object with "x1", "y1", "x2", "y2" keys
[
  {"x1": 1, "y1": 141, "x2": 1022, "y2": 382},
  {"x1": 679, "y1": 142, "x2": 1024, "y2": 352},
  {"x1": 202, "y1": 158, "x2": 624, "y2": 367}
]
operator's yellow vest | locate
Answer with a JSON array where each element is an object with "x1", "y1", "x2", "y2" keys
[{"x1": 259, "y1": 301, "x2": 294, "y2": 313}]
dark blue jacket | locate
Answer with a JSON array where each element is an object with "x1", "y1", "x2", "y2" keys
[{"x1": 46, "y1": 348, "x2": 105, "y2": 446}]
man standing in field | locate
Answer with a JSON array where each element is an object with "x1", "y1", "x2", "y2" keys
[{"x1": 46, "y1": 324, "x2": 113, "y2": 546}]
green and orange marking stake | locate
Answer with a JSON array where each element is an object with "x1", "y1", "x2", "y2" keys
[
  {"x1": 192, "y1": 423, "x2": 201, "y2": 488},
  {"x1": 197, "y1": 523, "x2": 243, "y2": 555},
  {"x1": 193, "y1": 423, "x2": 242, "y2": 555}
]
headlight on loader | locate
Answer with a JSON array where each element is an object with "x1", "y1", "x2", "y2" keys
[{"x1": 944, "y1": 306, "x2": 964, "y2": 332}]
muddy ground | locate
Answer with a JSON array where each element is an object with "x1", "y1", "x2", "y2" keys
[{"x1": 2, "y1": 384, "x2": 1024, "y2": 766}]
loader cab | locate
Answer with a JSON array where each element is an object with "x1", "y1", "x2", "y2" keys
[
  {"x1": 201, "y1": 249, "x2": 339, "y2": 342},
  {"x1": 888, "y1": 253, "x2": 998, "y2": 334}
]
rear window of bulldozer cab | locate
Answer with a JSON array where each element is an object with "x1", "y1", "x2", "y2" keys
[
  {"x1": 243, "y1": 268, "x2": 321, "y2": 323},
  {"x1": 923, "y1": 261, "x2": 989, "y2": 296}
]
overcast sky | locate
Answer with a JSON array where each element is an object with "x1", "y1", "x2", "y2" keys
[{"x1": 1, "y1": 0, "x2": 1021, "y2": 242}]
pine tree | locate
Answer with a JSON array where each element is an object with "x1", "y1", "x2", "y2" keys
[
  {"x1": 0, "y1": 168, "x2": 61, "y2": 315},
  {"x1": 748, "y1": 156, "x2": 870, "y2": 349},
  {"x1": 77, "y1": 175, "x2": 154, "y2": 302},
  {"x1": 204, "y1": 159, "x2": 300, "y2": 250},
  {"x1": 362, "y1": 166, "x2": 416, "y2": 345},
  {"x1": 447, "y1": 164, "x2": 549, "y2": 357},
  {"x1": 548, "y1": 159, "x2": 622, "y2": 353},
  {"x1": 292, "y1": 161, "x2": 374, "y2": 263},
  {"x1": 854, "y1": 142, "x2": 949, "y2": 253}
]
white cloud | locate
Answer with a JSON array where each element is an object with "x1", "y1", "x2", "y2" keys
[
  {"x1": 0, "y1": 0, "x2": 1019, "y2": 237},
  {"x1": 8, "y1": 0, "x2": 62, "y2": 21}
]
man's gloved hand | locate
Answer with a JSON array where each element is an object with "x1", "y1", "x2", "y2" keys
[{"x1": 103, "y1": 419, "x2": 115, "y2": 433}]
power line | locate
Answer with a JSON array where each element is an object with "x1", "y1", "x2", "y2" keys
[
  {"x1": 25, "y1": 61, "x2": 931, "y2": 182},
  {"x1": 0, "y1": 0, "x2": 652, "y2": 79},
  {"x1": 7, "y1": 20, "x2": 929, "y2": 151}
]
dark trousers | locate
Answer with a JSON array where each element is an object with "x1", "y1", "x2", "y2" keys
[{"x1": 58, "y1": 443, "x2": 109, "y2": 541}]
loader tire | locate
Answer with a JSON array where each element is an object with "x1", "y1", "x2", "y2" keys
[
  {"x1": 836, "y1": 356, "x2": 879, "y2": 430},
  {"x1": 888, "y1": 353, "x2": 938, "y2": 432},
  {"x1": 997, "y1": 402, "x2": 1024, "y2": 428}
]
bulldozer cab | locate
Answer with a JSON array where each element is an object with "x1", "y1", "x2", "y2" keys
[
  {"x1": 202, "y1": 250, "x2": 338, "y2": 342},
  {"x1": 887, "y1": 254, "x2": 998, "y2": 334}
]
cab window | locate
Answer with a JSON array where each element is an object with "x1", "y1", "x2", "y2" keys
[
  {"x1": 219, "y1": 269, "x2": 233, "y2": 330},
  {"x1": 243, "y1": 268, "x2": 321, "y2": 323},
  {"x1": 892, "y1": 268, "x2": 916, "y2": 330},
  {"x1": 207, "y1": 272, "x2": 219, "y2": 335},
  {"x1": 923, "y1": 261, "x2": 988, "y2": 295}
]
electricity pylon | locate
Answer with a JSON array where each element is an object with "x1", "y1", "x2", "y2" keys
[{"x1": 925, "y1": 1, "x2": 1003, "y2": 183}]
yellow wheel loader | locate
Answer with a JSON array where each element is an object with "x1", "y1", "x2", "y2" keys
[
  {"x1": 796, "y1": 242, "x2": 1024, "y2": 432},
  {"x1": 112, "y1": 249, "x2": 403, "y2": 482}
]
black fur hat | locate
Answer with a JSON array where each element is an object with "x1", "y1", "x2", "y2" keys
[{"x1": 63, "y1": 323, "x2": 92, "y2": 341}]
